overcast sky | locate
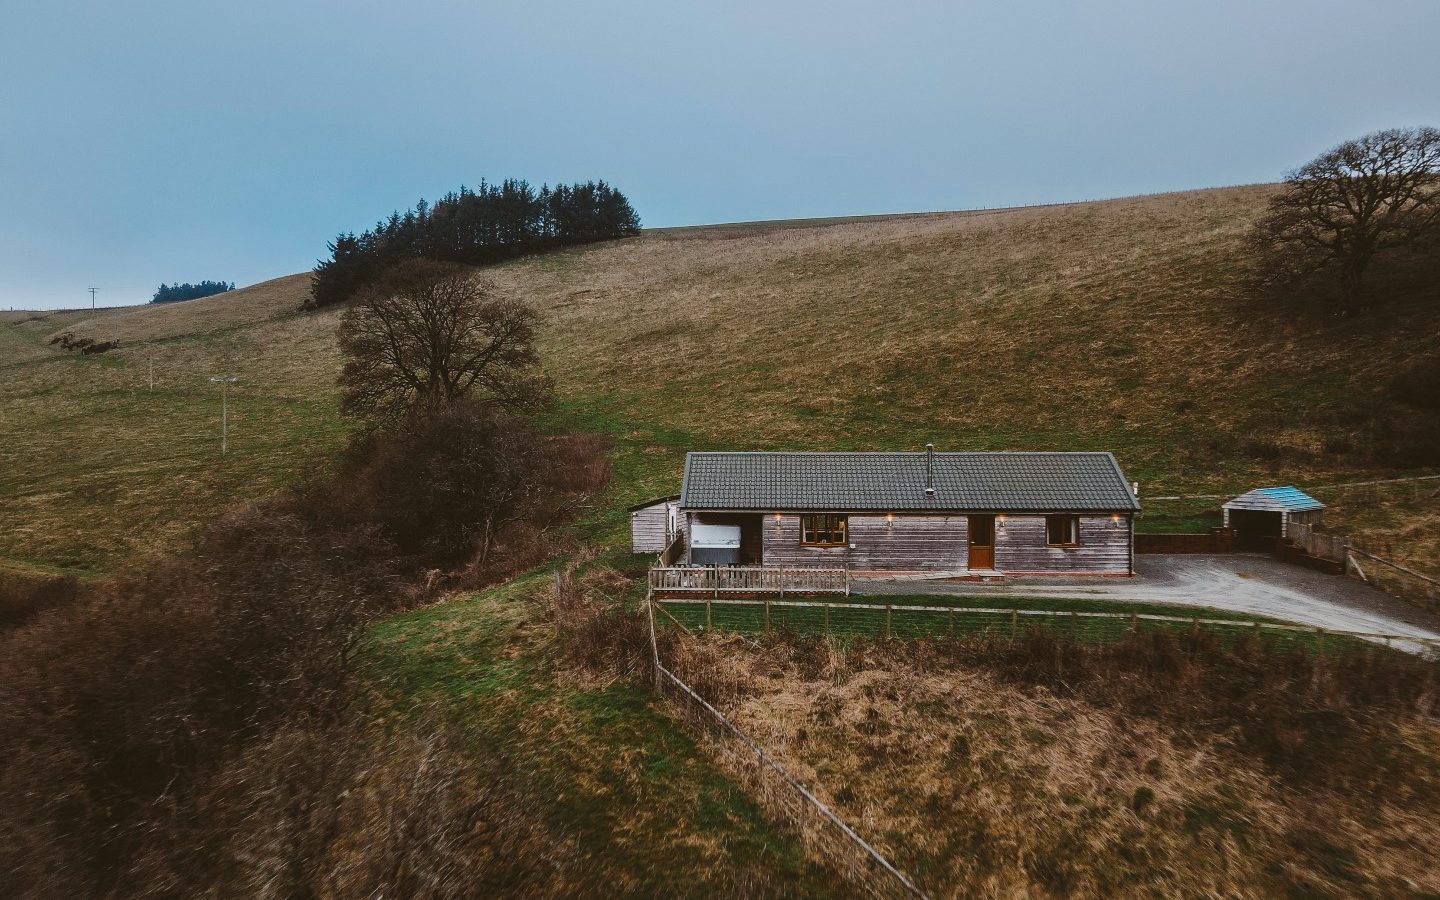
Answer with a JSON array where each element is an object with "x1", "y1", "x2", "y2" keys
[{"x1": 3, "y1": 0, "x2": 1438, "y2": 309}]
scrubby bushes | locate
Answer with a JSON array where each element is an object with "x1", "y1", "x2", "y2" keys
[
  {"x1": 0, "y1": 405, "x2": 609, "y2": 897},
  {"x1": 0, "y1": 569, "x2": 79, "y2": 630}
]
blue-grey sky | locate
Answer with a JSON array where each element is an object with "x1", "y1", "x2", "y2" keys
[{"x1": 3, "y1": 0, "x2": 1438, "y2": 309}]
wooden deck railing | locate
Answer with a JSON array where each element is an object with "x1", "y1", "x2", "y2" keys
[{"x1": 650, "y1": 565, "x2": 850, "y2": 596}]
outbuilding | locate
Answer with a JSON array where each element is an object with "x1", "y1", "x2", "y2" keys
[
  {"x1": 661, "y1": 448, "x2": 1141, "y2": 576},
  {"x1": 1222, "y1": 486, "x2": 1324, "y2": 549},
  {"x1": 629, "y1": 495, "x2": 681, "y2": 554}
]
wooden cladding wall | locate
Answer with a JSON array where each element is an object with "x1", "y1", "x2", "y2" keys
[
  {"x1": 630, "y1": 500, "x2": 672, "y2": 553},
  {"x1": 994, "y1": 515, "x2": 1132, "y2": 575},
  {"x1": 761, "y1": 513, "x2": 969, "y2": 572}
]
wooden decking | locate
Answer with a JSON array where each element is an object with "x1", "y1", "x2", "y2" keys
[{"x1": 649, "y1": 565, "x2": 850, "y2": 596}]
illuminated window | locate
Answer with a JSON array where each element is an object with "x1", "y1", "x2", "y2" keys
[
  {"x1": 1046, "y1": 514, "x2": 1079, "y2": 547},
  {"x1": 800, "y1": 514, "x2": 848, "y2": 547}
]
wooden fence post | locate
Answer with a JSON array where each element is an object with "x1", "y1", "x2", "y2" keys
[
  {"x1": 1011, "y1": 609, "x2": 1018, "y2": 639},
  {"x1": 948, "y1": 607, "x2": 955, "y2": 637},
  {"x1": 764, "y1": 600, "x2": 770, "y2": 635},
  {"x1": 779, "y1": 568, "x2": 785, "y2": 600},
  {"x1": 1130, "y1": 612, "x2": 1137, "y2": 634},
  {"x1": 706, "y1": 598, "x2": 712, "y2": 630},
  {"x1": 824, "y1": 602, "x2": 830, "y2": 635},
  {"x1": 885, "y1": 605, "x2": 892, "y2": 639}
]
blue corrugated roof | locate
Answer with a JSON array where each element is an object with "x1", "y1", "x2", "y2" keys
[{"x1": 1224, "y1": 486, "x2": 1325, "y2": 511}]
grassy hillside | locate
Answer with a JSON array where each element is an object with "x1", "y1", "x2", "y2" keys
[
  {"x1": 4, "y1": 185, "x2": 1437, "y2": 575},
  {"x1": 5, "y1": 186, "x2": 1439, "y2": 895},
  {"x1": 0, "y1": 275, "x2": 346, "y2": 573}
]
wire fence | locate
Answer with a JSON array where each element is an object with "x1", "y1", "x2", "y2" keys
[
  {"x1": 1144, "y1": 473, "x2": 1440, "y2": 507},
  {"x1": 646, "y1": 595, "x2": 928, "y2": 898},
  {"x1": 654, "y1": 596, "x2": 1440, "y2": 656}
]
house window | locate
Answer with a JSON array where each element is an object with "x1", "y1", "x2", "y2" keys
[
  {"x1": 1046, "y1": 514, "x2": 1079, "y2": 547},
  {"x1": 800, "y1": 514, "x2": 848, "y2": 547}
]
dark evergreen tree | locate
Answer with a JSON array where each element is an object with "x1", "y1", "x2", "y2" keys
[
  {"x1": 307, "y1": 179, "x2": 641, "y2": 308},
  {"x1": 151, "y1": 280, "x2": 236, "y2": 303}
]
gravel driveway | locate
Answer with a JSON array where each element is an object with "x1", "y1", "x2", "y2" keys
[{"x1": 854, "y1": 554, "x2": 1440, "y2": 645}]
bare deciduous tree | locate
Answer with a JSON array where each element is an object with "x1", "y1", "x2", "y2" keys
[
  {"x1": 1253, "y1": 126, "x2": 1440, "y2": 310},
  {"x1": 337, "y1": 259, "x2": 551, "y2": 423}
]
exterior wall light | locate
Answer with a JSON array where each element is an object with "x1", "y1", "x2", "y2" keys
[{"x1": 886, "y1": 512, "x2": 894, "y2": 526}]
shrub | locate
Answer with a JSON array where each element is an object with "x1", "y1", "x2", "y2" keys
[
  {"x1": 345, "y1": 404, "x2": 609, "y2": 570},
  {"x1": 0, "y1": 569, "x2": 79, "y2": 630}
]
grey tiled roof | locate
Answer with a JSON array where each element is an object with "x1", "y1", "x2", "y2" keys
[{"x1": 680, "y1": 452, "x2": 1140, "y2": 512}]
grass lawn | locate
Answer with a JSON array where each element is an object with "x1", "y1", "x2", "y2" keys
[{"x1": 359, "y1": 573, "x2": 844, "y2": 896}]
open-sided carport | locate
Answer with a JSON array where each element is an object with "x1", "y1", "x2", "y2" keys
[{"x1": 1223, "y1": 486, "x2": 1325, "y2": 552}]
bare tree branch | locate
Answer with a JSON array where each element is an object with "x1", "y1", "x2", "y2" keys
[
  {"x1": 1252, "y1": 127, "x2": 1440, "y2": 311},
  {"x1": 337, "y1": 260, "x2": 552, "y2": 425}
]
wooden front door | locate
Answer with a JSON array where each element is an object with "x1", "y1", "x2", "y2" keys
[{"x1": 968, "y1": 515, "x2": 995, "y2": 570}]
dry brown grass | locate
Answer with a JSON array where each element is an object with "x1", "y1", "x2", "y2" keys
[
  {"x1": 61, "y1": 273, "x2": 313, "y2": 345},
  {"x1": 665, "y1": 630, "x2": 1440, "y2": 898}
]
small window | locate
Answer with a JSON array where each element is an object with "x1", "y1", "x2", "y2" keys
[
  {"x1": 800, "y1": 514, "x2": 848, "y2": 547},
  {"x1": 1046, "y1": 514, "x2": 1079, "y2": 547}
]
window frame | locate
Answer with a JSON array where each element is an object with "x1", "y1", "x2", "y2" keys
[
  {"x1": 799, "y1": 513, "x2": 849, "y2": 548},
  {"x1": 1045, "y1": 514, "x2": 1080, "y2": 548}
]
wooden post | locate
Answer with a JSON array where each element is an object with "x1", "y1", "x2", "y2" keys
[
  {"x1": 1011, "y1": 609, "x2": 1018, "y2": 639},
  {"x1": 1191, "y1": 617, "x2": 1199, "y2": 640},
  {"x1": 779, "y1": 568, "x2": 785, "y2": 600},
  {"x1": 824, "y1": 602, "x2": 830, "y2": 635},
  {"x1": 706, "y1": 598, "x2": 712, "y2": 630},
  {"x1": 1130, "y1": 612, "x2": 1138, "y2": 634},
  {"x1": 885, "y1": 605, "x2": 892, "y2": 639},
  {"x1": 764, "y1": 600, "x2": 770, "y2": 635},
  {"x1": 948, "y1": 607, "x2": 955, "y2": 637}
]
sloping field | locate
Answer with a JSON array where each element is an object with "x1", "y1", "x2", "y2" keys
[
  {"x1": 666, "y1": 630, "x2": 1440, "y2": 897},
  {"x1": 3, "y1": 185, "x2": 1438, "y2": 572},
  {"x1": 0, "y1": 277, "x2": 345, "y2": 572}
]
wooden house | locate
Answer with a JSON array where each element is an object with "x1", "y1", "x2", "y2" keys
[{"x1": 647, "y1": 448, "x2": 1141, "y2": 576}]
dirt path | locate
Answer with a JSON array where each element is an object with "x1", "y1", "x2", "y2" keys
[{"x1": 855, "y1": 554, "x2": 1440, "y2": 645}]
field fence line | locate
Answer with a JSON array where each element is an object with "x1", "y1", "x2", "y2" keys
[
  {"x1": 1145, "y1": 473, "x2": 1440, "y2": 503},
  {"x1": 646, "y1": 594, "x2": 928, "y2": 899},
  {"x1": 654, "y1": 595, "x2": 1440, "y2": 656}
]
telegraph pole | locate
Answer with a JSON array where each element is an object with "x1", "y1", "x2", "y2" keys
[
  {"x1": 88, "y1": 287, "x2": 97, "y2": 309},
  {"x1": 209, "y1": 376, "x2": 238, "y2": 454}
]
